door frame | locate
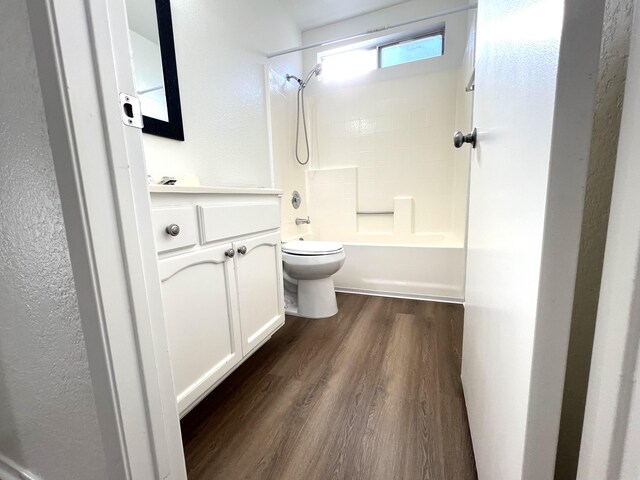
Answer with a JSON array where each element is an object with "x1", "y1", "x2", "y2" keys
[
  {"x1": 25, "y1": 0, "x2": 186, "y2": 478},
  {"x1": 578, "y1": 0, "x2": 640, "y2": 477},
  {"x1": 24, "y1": 0, "x2": 625, "y2": 477}
]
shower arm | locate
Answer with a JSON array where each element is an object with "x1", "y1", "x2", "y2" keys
[{"x1": 287, "y1": 64, "x2": 322, "y2": 88}]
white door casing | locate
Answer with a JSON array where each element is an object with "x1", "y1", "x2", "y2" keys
[
  {"x1": 578, "y1": 0, "x2": 640, "y2": 477},
  {"x1": 25, "y1": 0, "x2": 187, "y2": 477},
  {"x1": 462, "y1": 0, "x2": 605, "y2": 479}
]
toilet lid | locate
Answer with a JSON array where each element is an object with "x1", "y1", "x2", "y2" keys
[{"x1": 282, "y1": 240, "x2": 343, "y2": 255}]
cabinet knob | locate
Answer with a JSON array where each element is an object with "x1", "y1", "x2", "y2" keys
[
  {"x1": 237, "y1": 246, "x2": 247, "y2": 255},
  {"x1": 165, "y1": 224, "x2": 180, "y2": 236},
  {"x1": 225, "y1": 248, "x2": 235, "y2": 258}
]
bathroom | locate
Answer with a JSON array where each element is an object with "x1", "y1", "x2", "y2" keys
[
  {"x1": 134, "y1": 0, "x2": 476, "y2": 474},
  {"x1": 2, "y1": 0, "x2": 631, "y2": 478}
]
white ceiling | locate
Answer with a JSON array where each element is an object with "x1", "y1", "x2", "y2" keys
[{"x1": 280, "y1": 0, "x2": 413, "y2": 31}]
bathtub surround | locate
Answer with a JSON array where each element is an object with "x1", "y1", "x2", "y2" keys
[
  {"x1": 275, "y1": 65, "x2": 472, "y2": 299},
  {"x1": 299, "y1": 1, "x2": 472, "y2": 245},
  {"x1": 304, "y1": 68, "x2": 467, "y2": 242}
]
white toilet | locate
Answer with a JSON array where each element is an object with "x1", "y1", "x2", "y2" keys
[{"x1": 281, "y1": 240, "x2": 346, "y2": 319}]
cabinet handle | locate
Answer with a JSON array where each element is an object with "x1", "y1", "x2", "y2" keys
[
  {"x1": 224, "y1": 248, "x2": 235, "y2": 258},
  {"x1": 237, "y1": 245, "x2": 247, "y2": 255},
  {"x1": 165, "y1": 224, "x2": 180, "y2": 237}
]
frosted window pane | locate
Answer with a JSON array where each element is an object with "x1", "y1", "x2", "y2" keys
[{"x1": 380, "y1": 34, "x2": 443, "y2": 68}]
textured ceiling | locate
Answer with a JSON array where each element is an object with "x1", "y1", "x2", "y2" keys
[{"x1": 280, "y1": 0, "x2": 413, "y2": 31}]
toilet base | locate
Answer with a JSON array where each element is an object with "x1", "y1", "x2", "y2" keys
[{"x1": 284, "y1": 277, "x2": 338, "y2": 319}]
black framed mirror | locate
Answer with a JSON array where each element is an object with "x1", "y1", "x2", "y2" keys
[{"x1": 125, "y1": 0, "x2": 184, "y2": 141}]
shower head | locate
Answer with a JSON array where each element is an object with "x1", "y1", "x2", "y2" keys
[
  {"x1": 286, "y1": 63, "x2": 323, "y2": 89},
  {"x1": 304, "y1": 63, "x2": 323, "y2": 85}
]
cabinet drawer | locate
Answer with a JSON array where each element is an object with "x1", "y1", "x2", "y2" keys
[
  {"x1": 152, "y1": 206, "x2": 198, "y2": 254},
  {"x1": 198, "y1": 202, "x2": 280, "y2": 244}
]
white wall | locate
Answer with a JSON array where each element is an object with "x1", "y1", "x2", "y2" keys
[
  {"x1": 141, "y1": 0, "x2": 302, "y2": 188},
  {"x1": 0, "y1": 1, "x2": 108, "y2": 478}
]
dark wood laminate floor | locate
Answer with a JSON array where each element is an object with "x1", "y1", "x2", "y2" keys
[{"x1": 181, "y1": 293, "x2": 477, "y2": 480}]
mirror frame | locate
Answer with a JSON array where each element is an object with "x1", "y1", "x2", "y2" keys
[{"x1": 142, "y1": 0, "x2": 184, "y2": 141}]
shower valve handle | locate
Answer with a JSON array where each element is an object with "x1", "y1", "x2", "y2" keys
[{"x1": 454, "y1": 128, "x2": 477, "y2": 148}]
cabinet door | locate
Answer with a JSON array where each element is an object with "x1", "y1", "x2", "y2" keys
[
  {"x1": 233, "y1": 231, "x2": 285, "y2": 356},
  {"x1": 158, "y1": 244, "x2": 241, "y2": 415}
]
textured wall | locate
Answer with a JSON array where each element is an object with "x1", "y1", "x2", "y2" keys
[
  {"x1": 142, "y1": 0, "x2": 301, "y2": 188},
  {"x1": 555, "y1": 0, "x2": 635, "y2": 478},
  {"x1": 0, "y1": 0, "x2": 108, "y2": 478}
]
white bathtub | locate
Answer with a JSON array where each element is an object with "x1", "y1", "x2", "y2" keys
[{"x1": 284, "y1": 233, "x2": 466, "y2": 302}]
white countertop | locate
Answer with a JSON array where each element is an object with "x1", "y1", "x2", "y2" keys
[{"x1": 149, "y1": 185, "x2": 283, "y2": 195}]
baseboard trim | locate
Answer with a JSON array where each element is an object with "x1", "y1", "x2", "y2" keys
[
  {"x1": 334, "y1": 286, "x2": 465, "y2": 304},
  {"x1": 0, "y1": 453, "x2": 39, "y2": 480}
]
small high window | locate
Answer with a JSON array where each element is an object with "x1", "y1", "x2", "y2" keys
[
  {"x1": 379, "y1": 32, "x2": 444, "y2": 68},
  {"x1": 319, "y1": 30, "x2": 445, "y2": 82}
]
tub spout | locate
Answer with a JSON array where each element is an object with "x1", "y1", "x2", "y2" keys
[{"x1": 295, "y1": 216, "x2": 311, "y2": 225}]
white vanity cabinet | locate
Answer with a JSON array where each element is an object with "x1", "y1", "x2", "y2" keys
[{"x1": 149, "y1": 186, "x2": 285, "y2": 416}]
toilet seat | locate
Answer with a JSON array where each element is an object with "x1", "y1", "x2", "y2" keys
[{"x1": 282, "y1": 240, "x2": 343, "y2": 256}]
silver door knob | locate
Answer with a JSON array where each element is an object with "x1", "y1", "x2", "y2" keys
[
  {"x1": 453, "y1": 128, "x2": 477, "y2": 148},
  {"x1": 225, "y1": 248, "x2": 235, "y2": 258},
  {"x1": 165, "y1": 224, "x2": 180, "y2": 236},
  {"x1": 237, "y1": 246, "x2": 247, "y2": 255}
]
